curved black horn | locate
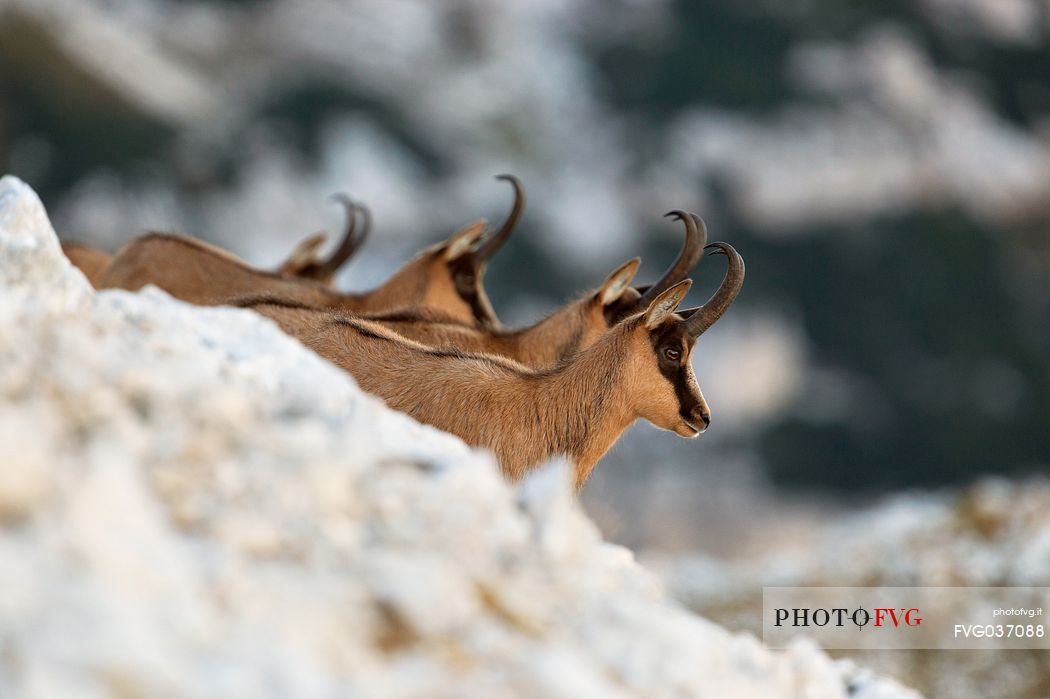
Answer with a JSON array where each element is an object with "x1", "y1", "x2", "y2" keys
[
  {"x1": 636, "y1": 210, "x2": 707, "y2": 308},
  {"x1": 684, "y1": 242, "x2": 745, "y2": 338},
  {"x1": 315, "y1": 194, "x2": 370, "y2": 277},
  {"x1": 475, "y1": 174, "x2": 525, "y2": 261}
]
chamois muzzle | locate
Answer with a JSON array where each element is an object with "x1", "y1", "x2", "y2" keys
[
  {"x1": 474, "y1": 174, "x2": 525, "y2": 261},
  {"x1": 635, "y1": 211, "x2": 707, "y2": 309},
  {"x1": 684, "y1": 242, "x2": 745, "y2": 338},
  {"x1": 313, "y1": 194, "x2": 370, "y2": 278}
]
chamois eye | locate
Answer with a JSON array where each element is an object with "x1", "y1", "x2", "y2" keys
[{"x1": 664, "y1": 348, "x2": 681, "y2": 361}]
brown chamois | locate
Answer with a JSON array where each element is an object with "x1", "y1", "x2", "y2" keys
[
  {"x1": 61, "y1": 241, "x2": 112, "y2": 286},
  {"x1": 236, "y1": 211, "x2": 706, "y2": 369},
  {"x1": 63, "y1": 196, "x2": 367, "y2": 289},
  {"x1": 95, "y1": 176, "x2": 526, "y2": 327},
  {"x1": 253, "y1": 242, "x2": 744, "y2": 488}
]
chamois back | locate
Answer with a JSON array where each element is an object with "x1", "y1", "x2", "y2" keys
[{"x1": 97, "y1": 233, "x2": 346, "y2": 307}]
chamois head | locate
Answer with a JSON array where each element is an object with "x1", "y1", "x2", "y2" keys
[
  {"x1": 572, "y1": 211, "x2": 707, "y2": 351},
  {"x1": 374, "y1": 174, "x2": 525, "y2": 329},
  {"x1": 625, "y1": 242, "x2": 745, "y2": 438},
  {"x1": 277, "y1": 195, "x2": 370, "y2": 284}
]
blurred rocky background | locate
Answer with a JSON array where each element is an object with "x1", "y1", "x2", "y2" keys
[{"x1": 2, "y1": 1, "x2": 1048, "y2": 695}]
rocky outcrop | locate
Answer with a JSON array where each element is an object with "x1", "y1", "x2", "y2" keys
[{"x1": 0, "y1": 175, "x2": 918, "y2": 698}]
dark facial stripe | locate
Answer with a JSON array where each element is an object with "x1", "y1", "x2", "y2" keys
[
  {"x1": 448, "y1": 256, "x2": 499, "y2": 327},
  {"x1": 672, "y1": 364, "x2": 699, "y2": 425},
  {"x1": 649, "y1": 325, "x2": 701, "y2": 424}
]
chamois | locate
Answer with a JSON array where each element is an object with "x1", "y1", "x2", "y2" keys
[
  {"x1": 278, "y1": 175, "x2": 524, "y2": 289},
  {"x1": 237, "y1": 211, "x2": 707, "y2": 369},
  {"x1": 60, "y1": 196, "x2": 365, "y2": 288},
  {"x1": 95, "y1": 175, "x2": 526, "y2": 328},
  {"x1": 252, "y1": 242, "x2": 744, "y2": 487},
  {"x1": 61, "y1": 241, "x2": 112, "y2": 287}
]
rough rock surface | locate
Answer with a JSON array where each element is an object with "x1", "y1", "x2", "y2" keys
[
  {"x1": 0, "y1": 175, "x2": 919, "y2": 698},
  {"x1": 652, "y1": 478, "x2": 1050, "y2": 698}
]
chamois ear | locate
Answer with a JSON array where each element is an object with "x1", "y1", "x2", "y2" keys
[
  {"x1": 643, "y1": 278, "x2": 692, "y2": 329},
  {"x1": 598, "y1": 258, "x2": 641, "y2": 306},
  {"x1": 281, "y1": 232, "x2": 327, "y2": 272},
  {"x1": 443, "y1": 220, "x2": 488, "y2": 261}
]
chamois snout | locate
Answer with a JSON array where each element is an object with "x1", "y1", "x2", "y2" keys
[
  {"x1": 681, "y1": 401, "x2": 711, "y2": 436},
  {"x1": 670, "y1": 374, "x2": 711, "y2": 438}
]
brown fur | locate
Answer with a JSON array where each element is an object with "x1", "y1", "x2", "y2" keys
[
  {"x1": 95, "y1": 233, "x2": 344, "y2": 306},
  {"x1": 232, "y1": 259, "x2": 646, "y2": 369},
  {"x1": 61, "y1": 242, "x2": 112, "y2": 287},
  {"x1": 237, "y1": 288, "x2": 624, "y2": 368},
  {"x1": 233, "y1": 212, "x2": 703, "y2": 367},
  {"x1": 95, "y1": 223, "x2": 494, "y2": 325},
  {"x1": 248, "y1": 280, "x2": 712, "y2": 488}
]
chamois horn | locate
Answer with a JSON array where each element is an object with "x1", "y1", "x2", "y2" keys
[
  {"x1": 684, "y1": 242, "x2": 745, "y2": 338},
  {"x1": 313, "y1": 193, "x2": 370, "y2": 277},
  {"x1": 636, "y1": 211, "x2": 707, "y2": 308},
  {"x1": 475, "y1": 174, "x2": 525, "y2": 261}
]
